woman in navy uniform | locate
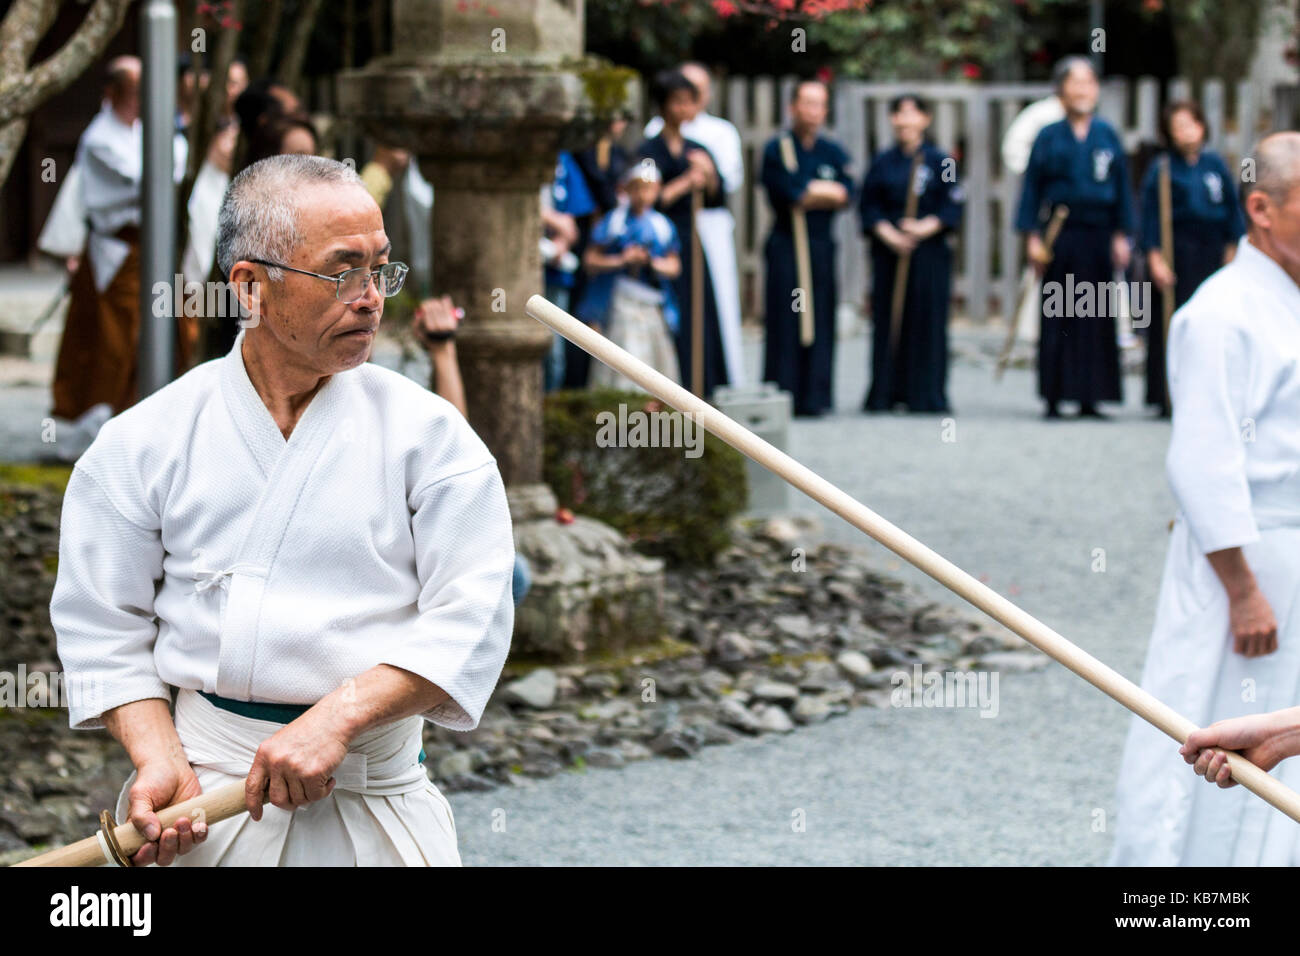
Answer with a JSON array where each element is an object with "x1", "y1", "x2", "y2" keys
[
  {"x1": 859, "y1": 93, "x2": 963, "y2": 412},
  {"x1": 637, "y1": 69, "x2": 728, "y2": 398},
  {"x1": 1016, "y1": 56, "x2": 1134, "y2": 419},
  {"x1": 1139, "y1": 100, "x2": 1245, "y2": 417},
  {"x1": 761, "y1": 79, "x2": 854, "y2": 417}
]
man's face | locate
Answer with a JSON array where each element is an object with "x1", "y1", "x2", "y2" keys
[
  {"x1": 681, "y1": 65, "x2": 710, "y2": 115},
  {"x1": 1169, "y1": 109, "x2": 1205, "y2": 155},
  {"x1": 252, "y1": 182, "x2": 390, "y2": 375},
  {"x1": 1060, "y1": 65, "x2": 1099, "y2": 115},
  {"x1": 226, "y1": 62, "x2": 249, "y2": 107},
  {"x1": 626, "y1": 178, "x2": 659, "y2": 211},
  {"x1": 1254, "y1": 183, "x2": 1300, "y2": 272},
  {"x1": 664, "y1": 89, "x2": 697, "y2": 128},
  {"x1": 890, "y1": 99, "x2": 930, "y2": 142},
  {"x1": 279, "y1": 124, "x2": 316, "y2": 156},
  {"x1": 109, "y1": 66, "x2": 142, "y2": 123},
  {"x1": 791, "y1": 84, "x2": 828, "y2": 131}
]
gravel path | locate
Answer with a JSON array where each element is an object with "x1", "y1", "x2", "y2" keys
[{"x1": 446, "y1": 327, "x2": 1174, "y2": 865}]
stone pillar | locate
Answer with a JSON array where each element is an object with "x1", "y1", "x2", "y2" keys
[
  {"x1": 420, "y1": 154, "x2": 552, "y2": 487},
  {"x1": 337, "y1": 0, "x2": 663, "y2": 662}
]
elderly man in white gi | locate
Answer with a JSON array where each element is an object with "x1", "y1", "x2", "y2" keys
[
  {"x1": 1109, "y1": 132, "x2": 1300, "y2": 866},
  {"x1": 645, "y1": 62, "x2": 746, "y2": 387},
  {"x1": 51, "y1": 154, "x2": 515, "y2": 867}
]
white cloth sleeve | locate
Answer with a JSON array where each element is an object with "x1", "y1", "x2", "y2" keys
[
  {"x1": 1165, "y1": 312, "x2": 1259, "y2": 554},
  {"x1": 50, "y1": 467, "x2": 171, "y2": 730},
  {"x1": 385, "y1": 459, "x2": 515, "y2": 731},
  {"x1": 715, "y1": 122, "x2": 745, "y2": 195}
]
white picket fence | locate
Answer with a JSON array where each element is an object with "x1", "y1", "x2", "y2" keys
[{"x1": 710, "y1": 75, "x2": 1268, "y2": 324}]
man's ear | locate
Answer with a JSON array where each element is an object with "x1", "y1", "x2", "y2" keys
[
  {"x1": 229, "y1": 262, "x2": 263, "y2": 330},
  {"x1": 1244, "y1": 191, "x2": 1271, "y2": 232}
]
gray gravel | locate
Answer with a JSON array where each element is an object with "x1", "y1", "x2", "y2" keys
[{"x1": 447, "y1": 326, "x2": 1172, "y2": 865}]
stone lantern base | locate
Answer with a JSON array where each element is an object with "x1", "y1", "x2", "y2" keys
[{"x1": 509, "y1": 484, "x2": 665, "y2": 661}]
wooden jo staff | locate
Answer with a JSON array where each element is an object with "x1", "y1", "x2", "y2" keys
[
  {"x1": 1158, "y1": 155, "x2": 1176, "y2": 409},
  {"x1": 523, "y1": 291, "x2": 1300, "y2": 827},
  {"x1": 778, "y1": 133, "x2": 816, "y2": 347},
  {"x1": 14, "y1": 781, "x2": 259, "y2": 867},
  {"x1": 690, "y1": 186, "x2": 705, "y2": 398},
  {"x1": 888, "y1": 149, "x2": 925, "y2": 359},
  {"x1": 994, "y1": 205, "x2": 1070, "y2": 381}
]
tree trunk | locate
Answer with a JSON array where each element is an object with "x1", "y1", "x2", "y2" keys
[
  {"x1": 276, "y1": 0, "x2": 327, "y2": 96},
  {"x1": 248, "y1": 0, "x2": 284, "y2": 81},
  {"x1": 0, "y1": 0, "x2": 132, "y2": 128}
]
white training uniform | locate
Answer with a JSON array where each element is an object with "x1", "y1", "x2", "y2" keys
[
  {"x1": 51, "y1": 330, "x2": 515, "y2": 866},
  {"x1": 645, "y1": 110, "x2": 746, "y2": 386},
  {"x1": 1109, "y1": 238, "x2": 1300, "y2": 866}
]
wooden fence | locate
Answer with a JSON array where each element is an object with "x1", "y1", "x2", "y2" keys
[{"x1": 710, "y1": 76, "x2": 1270, "y2": 324}]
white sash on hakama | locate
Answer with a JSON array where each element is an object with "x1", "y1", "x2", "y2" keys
[{"x1": 114, "y1": 689, "x2": 460, "y2": 866}]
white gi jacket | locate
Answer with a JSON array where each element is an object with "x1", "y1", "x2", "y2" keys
[
  {"x1": 52, "y1": 330, "x2": 515, "y2": 734},
  {"x1": 1110, "y1": 238, "x2": 1300, "y2": 865}
]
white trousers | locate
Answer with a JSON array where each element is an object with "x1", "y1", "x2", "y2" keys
[
  {"x1": 1109, "y1": 521, "x2": 1300, "y2": 865},
  {"x1": 115, "y1": 689, "x2": 460, "y2": 866}
]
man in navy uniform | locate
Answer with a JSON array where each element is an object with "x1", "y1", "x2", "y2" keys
[
  {"x1": 760, "y1": 79, "x2": 853, "y2": 417},
  {"x1": 1016, "y1": 55, "x2": 1135, "y2": 420}
]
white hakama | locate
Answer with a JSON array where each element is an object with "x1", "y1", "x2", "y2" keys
[{"x1": 1109, "y1": 238, "x2": 1300, "y2": 865}]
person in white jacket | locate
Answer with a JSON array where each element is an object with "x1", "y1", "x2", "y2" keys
[
  {"x1": 51, "y1": 154, "x2": 515, "y2": 867},
  {"x1": 645, "y1": 62, "x2": 746, "y2": 387},
  {"x1": 1108, "y1": 132, "x2": 1300, "y2": 866}
]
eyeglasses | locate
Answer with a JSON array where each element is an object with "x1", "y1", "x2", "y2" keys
[{"x1": 249, "y1": 259, "x2": 409, "y2": 304}]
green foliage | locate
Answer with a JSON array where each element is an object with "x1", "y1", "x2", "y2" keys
[
  {"x1": 808, "y1": 0, "x2": 1081, "y2": 81},
  {"x1": 543, "y1": 388, "x2": 748, "y2": 566},
  {"x1": 0, "y1": 464, "x2": 73, "y2": 494}
]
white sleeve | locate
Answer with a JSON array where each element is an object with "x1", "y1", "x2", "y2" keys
[
  {"x1": 51, "y1": 467, "x2": 171, "y2": 730},
  {"x1": 1002, "y1": 98, "x2": 1058, "y2": 177},
  {"x1": 715, "y1": 121, "x2": 745, "y2": 195},
  {"x1": 1165, "y1": 312, "x2": 1259, "y2": 553},
  {"x1": 383, "y1": 459, "x2": 515, "y2": 731}
]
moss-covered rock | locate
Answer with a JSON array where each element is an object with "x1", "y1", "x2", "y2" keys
[{"x1": 543, "y1": 388, "x2": 748, "y2": 566}]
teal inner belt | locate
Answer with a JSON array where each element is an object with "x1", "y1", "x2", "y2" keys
[{"x1": 198, "y1": 691, "x2": 426, "y2": 765}]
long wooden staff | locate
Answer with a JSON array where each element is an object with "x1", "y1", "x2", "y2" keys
[
  {"x1": 888, "y1": 149, "x2": 925, "y2": 359},
  {"x1": 779, "y1": 133, "x2": 816, "y2": 347},
  {"x1": 1158, "y1": 155, "x2": 1175, "y2": 409},
  {"x1": 13, "y1": 781, "x2": 258, "y2": 867},
  {"x1": 690, "y1": 185, "x2": 705, "y2": 398},
  {"x1": 524, "y1": 292, "x2": 1300, "y2": 827},
  {"x1": 995, "y1": 205, "x2": 1070, "y2": 381}
]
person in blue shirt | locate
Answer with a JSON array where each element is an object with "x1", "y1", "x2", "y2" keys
[
  {"x1": 1139, "y1": 100, "x2": 1246, "y2": 417},
  {"x1": 761, "y1": 79, "x2": 854, "y2": 417},
  {"x1": 577, "y1": 159, "x2": 683, "y2": 389},
  {"x1": 859, "y1": 93, "x2": 964, "y2": 413},
  {"x1": 1016, "y1": 55, "x2": 1134, "y2": 419},
  {"x1": 637, "y1": 69, "x2": 728, "y2": 399},
  {"x1": 542, "y1": 150, "x2": 598, "y2": 391}
]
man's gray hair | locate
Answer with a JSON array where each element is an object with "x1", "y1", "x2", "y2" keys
[
  {"x1": 1052, "y1": 55, "x2": 1097, "y2": 93},
  {"x1": 215, "y1": 154, "x2": 363, "y2": 281},
  {"x1": 1245, "y1": 131, "x2": 1300, "y2": 208}
]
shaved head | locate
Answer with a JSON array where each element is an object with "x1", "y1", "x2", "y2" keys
[
  {"x1": 1247, "y1": 131, "x2": 1300, "y2": 206},
  {"x1": 1241, "y1": 130, "x2": 1300, "y2": 285},
  {"x1": 680, "y1": 62, "x2": 711, "y2": 110}
]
